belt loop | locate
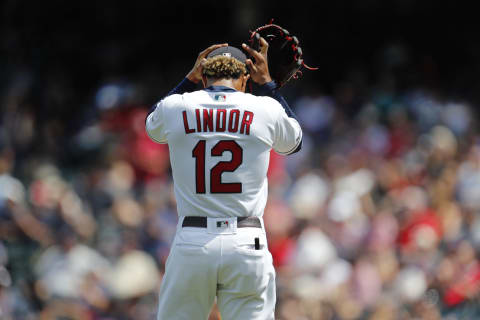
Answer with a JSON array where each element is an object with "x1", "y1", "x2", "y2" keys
[
  {"x1": 178, "y1": 216, "x2": 185, "y2": 232},
  {"x1": 259, "y1": 216, "x2": 266, "y2": 233}
]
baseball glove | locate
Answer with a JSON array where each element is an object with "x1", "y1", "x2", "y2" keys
[{"x1": 249, "y1": 20, "x2": 317, "y2": 88}]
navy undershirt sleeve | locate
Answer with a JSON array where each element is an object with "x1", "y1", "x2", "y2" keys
[
  {"x1": 257, "y1": 81, "x2": 299, "y2": 121},
  {"x1": 258, "y1": 81, "x2": 302, "y2": 154},
  {"x1": 166, "y1": 78, "x2": 197, "y2": 97},
  {"x1": 146, "y1": 78, "x2": 197, "y2": 118}
]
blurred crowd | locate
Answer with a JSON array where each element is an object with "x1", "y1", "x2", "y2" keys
[{"x1": 2, "y1": 38, "x2": 480, "y2": 320}]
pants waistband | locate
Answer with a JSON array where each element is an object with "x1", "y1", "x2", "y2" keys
[{"x1": 182, "y1": 216, "x2": 262, "y2": 229}]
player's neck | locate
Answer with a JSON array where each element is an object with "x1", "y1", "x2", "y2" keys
[
  {"x1": 208, "y1": 78, "x2": 237, "y2": 90},
  {"x1": 204, "y1": 77, "x2": 245, "y2": 92}
]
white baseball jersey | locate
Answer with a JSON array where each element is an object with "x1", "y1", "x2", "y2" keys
[{"x1": 146, "y1": 87, "x2": 302, "y2": 218}]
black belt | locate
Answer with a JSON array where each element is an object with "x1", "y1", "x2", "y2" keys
[{"x1": 182, "y1": 216, "x2": 262, "y2": 228}]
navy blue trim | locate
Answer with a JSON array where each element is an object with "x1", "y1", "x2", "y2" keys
[
  {"x1": 204, "y1": 85, "x2": 237, "y2": 92},
  {"x1": 291, "y1": 140, "x2": 302, "y2": 154},
  {"x1": 257, "y1": 81, "x2": 298, "y2": 120},
  {"x1": 146, "y1": 78, "x2": 198, "y2": 120},
  {"x1": 258, "y1": 81, "x2": 302, "y2": 154}
]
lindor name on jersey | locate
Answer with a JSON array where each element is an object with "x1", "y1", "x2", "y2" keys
[
  {"x1": 146, "y1": 89, "x2": 302, "y2": 218},
  {"x1": 182, "y1": 108, "x2": 254, "y2": 135}
]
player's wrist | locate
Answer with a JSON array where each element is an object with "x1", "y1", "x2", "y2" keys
[
  {"x1": 255, "y1": 74, "x2": 272, "y2": 85},
  {"x1": 259, "y1": 80, "x2": 277, "y2": 90}
]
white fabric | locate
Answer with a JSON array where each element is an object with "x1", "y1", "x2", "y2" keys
[
  {"x1": 157, "y1": 217, "x2": 276, "y2": 320},
  {"x1": 146, "y1": 89, "x2": 302, "y2": 218}
]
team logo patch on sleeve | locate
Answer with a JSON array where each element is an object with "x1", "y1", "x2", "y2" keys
[{"x1": 214, "y1": 94, "x2": 226, "y2": 102}]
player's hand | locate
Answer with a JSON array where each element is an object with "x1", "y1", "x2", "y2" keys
[
  {"x1": 186, "y1": 43, "x2": 228, "y2": 83},
  {"x1": 242, "y1": 37, "x2": 272, "y2": 85}
]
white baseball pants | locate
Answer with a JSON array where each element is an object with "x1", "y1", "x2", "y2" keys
[{"x1": 157, "y1": 216, "x2": 276, "y2": 320}]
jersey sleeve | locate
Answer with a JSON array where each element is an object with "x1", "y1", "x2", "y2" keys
[
  {"x1": 145, "y1": 100, "x2": 168, "y2": 143},
  {"x1": 272, "y1": 104, "x2": 303, "y2": 155},
  {"x1": 147, "y1": 93, "x2": 187, "y2": 144}
]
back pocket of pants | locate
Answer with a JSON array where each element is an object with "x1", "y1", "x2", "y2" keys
[{"x1": 235, "y1": 234, "x2": 268, "y2": 257}]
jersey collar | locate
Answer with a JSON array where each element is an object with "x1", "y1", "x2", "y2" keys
[{"x1": 204, "y1": 85, "x2": 237, "y2": 92}]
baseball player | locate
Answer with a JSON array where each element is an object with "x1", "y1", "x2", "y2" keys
[{"x1": 146, "y1": 38, "x2": 302, "y2": 320}]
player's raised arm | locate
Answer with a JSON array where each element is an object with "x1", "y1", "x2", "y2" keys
[
  {"x1": 186, "y1": 43, "x2": 229, "y2": 83},
  {"x1": 166, "y1": 43, "x2": 230, "y2": 97},
  {"x1": 243, "y1": 37, "x2": 302, "y2": 154}
]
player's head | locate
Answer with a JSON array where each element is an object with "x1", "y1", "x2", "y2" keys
[{"x1": 202, "y1": 46, "x2": 249, "y2": 92}]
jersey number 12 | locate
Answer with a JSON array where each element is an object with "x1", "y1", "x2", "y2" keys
[{"x1": 192, "y1": 140, "x2": 243, "y2": 194}]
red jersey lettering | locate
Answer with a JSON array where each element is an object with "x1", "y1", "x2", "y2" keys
[
  {"x1": 203, "y1": 109, "x2": 214, "y2": 132},
  {"x1": 183, "y1": 111, "x2": 195, "y2": 134},
  {"x1": 217, "y1": 109, "x2": 226, "y2": 132},
  {"x1": 228, "y1": 109, "x2": 240, "y2": 133},
  {"x1": 240, "y1": 111, "x2": 254, "y2": 135}
]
